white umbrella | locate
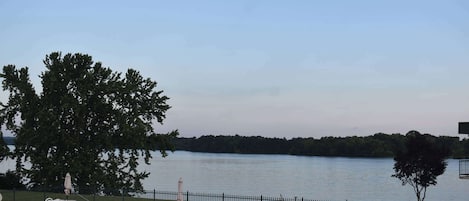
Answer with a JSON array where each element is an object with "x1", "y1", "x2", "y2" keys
[
  {"x1": 64, "y1": 173, "x2": 72, "y2": 196},
  {"x1": 177, "y1": 177, "x2": 183, "y2": 201}
]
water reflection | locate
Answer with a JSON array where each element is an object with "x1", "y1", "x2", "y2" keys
[{"x1": 0, "y1": 149, "x2": 466, "y2": 201}]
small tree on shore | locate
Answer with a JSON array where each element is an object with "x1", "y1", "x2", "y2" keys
[{"x1": 392, "y1": 131, "x2": 449, "y2": 201}]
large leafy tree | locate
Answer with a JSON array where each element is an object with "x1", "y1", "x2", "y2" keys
[
  {"x1": 0, "y1": 52, "x2": 177, "y2": 194},
  {"x1": 0, "y1": 138, "x2": 7, "y2": 162},
  {"x1": 392, "y1": 131, "x2": 449, "y2": 201}
]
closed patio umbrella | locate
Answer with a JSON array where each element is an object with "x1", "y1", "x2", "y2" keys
[
  {"x1": 177, "y1": 177, "x2": 183, "y2": 201},
  {"x1": 64, "y1": 173, "x2": 72, "y2": 198}
]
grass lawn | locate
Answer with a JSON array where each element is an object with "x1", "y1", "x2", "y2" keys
[{"x1": 0, "y1": 190, "x2": 173, "y2": 201}]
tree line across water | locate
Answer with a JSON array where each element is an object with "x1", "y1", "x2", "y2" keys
[
  {"x1": 5, "y1": 132, "x2": 467, "y2": 158},
  {"x1": 174, "y1": 132, "x2": 469, "y2": 158}
]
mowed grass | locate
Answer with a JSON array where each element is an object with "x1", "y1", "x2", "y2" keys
[{"x1": 0, "y1": 190, "x2": 173, "y2": 201}]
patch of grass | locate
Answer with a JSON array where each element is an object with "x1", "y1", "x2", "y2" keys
[{"x1": 0, "y1": 190, "x2": 173, "y2": 201}]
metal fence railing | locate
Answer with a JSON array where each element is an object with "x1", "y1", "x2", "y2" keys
[{"x1": 0, "y1": 188, "x2": 335, "y2": 201}]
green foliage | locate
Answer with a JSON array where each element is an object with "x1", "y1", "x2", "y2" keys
[
  {"x1": 176, "y1": 135, "x2": 290, "y2": 154},
  {"x1": 0, "y1": 170, "x2": 26, "y2": 189},
  {"x1": 0, "y1": 52, "x2": 177, "y2": 194},
  {"x1": 174, "y1": 132, "x2": 466, "y2": 159},
  {"x1": 0, "y1": 134, "x2": 9, "y2": 161},
  {"x1": 176, "y1": 133, "x2": 407, "y2": 157},
  {"x1": 392, "y1": 131, "x2": 449, "y2": 201},
  {"x1": 2, "y1": 136, "x2": 15, "y2": 145},
  {"x1": 289, "y1": 134, "x2": 405, "y2": 157}
]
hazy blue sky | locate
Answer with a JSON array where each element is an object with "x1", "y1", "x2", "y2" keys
[{"x1": 1, "y1": 0, "x2": 469, "y2": 138}]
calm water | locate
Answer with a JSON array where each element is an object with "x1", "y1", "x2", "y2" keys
[
  {"x1": 142, "y1": 151, "x2": 466, "y2": 201},
  {"x1": 1, "y1": 150, "x2": 467, "y2": 201}
]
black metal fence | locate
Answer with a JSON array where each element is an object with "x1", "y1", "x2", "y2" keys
[
  {"x1": 138, "y1": 190, "x2": 328, "y2": 201},
  {"x1": 0, "y1": 188, "x2": 337, "y2": 201}
]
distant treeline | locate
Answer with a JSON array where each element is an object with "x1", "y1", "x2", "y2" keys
[
  {"x1": 174, "y1": 133, "x2": 469, "y2": 158},
  {"x1": 4, "y1": 133, "x2": 469, "y2": 158},
  {"x1": 2, "y1": 137, "x2": 15, "y2": 145}
]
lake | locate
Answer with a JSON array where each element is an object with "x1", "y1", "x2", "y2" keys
[
  {"x1": 1, "y1": 150, "x2": 467, "y2": 201},
  {"x1": 141, "y1": 151, "x2": 467, "y2": 201}
]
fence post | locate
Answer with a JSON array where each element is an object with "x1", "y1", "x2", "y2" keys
[
  {"x1": 42, "y1": 186, "x2": 46, "y2": 201},
  {"x1": 186, "y1": 191, "x2": 189, "y2": 201},
  {"x1": 92, "y1": 185, "x2": 95, "y2": 201},
  {"x1": 222, "y1": 193, "x2": 224, "y2": 201},
  {"x1": 261, "y1": 195, "x2": 263, "y2": 201},
  {"x1": 153, "y1": 189, "x2": 156, "y2": 201}
]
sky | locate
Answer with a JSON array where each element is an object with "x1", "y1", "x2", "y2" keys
[{"x1": 1, "y1": 0, "x2": 469, "y2": 138}]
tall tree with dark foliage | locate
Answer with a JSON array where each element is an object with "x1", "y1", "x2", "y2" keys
[{"x1": 0, "y1": 52, "x2": 177, "y2": 194}]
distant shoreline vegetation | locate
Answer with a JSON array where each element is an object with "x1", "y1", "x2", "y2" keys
[
  {"x1": 4, "y1": 133, "x2": 468, "y2": 158},
  {"x1": 174, "y1": 133, "x2": 467, "y2": 158},
  {"x1": 2, "y1": 136, "x2": 15, "y2": 145}
]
